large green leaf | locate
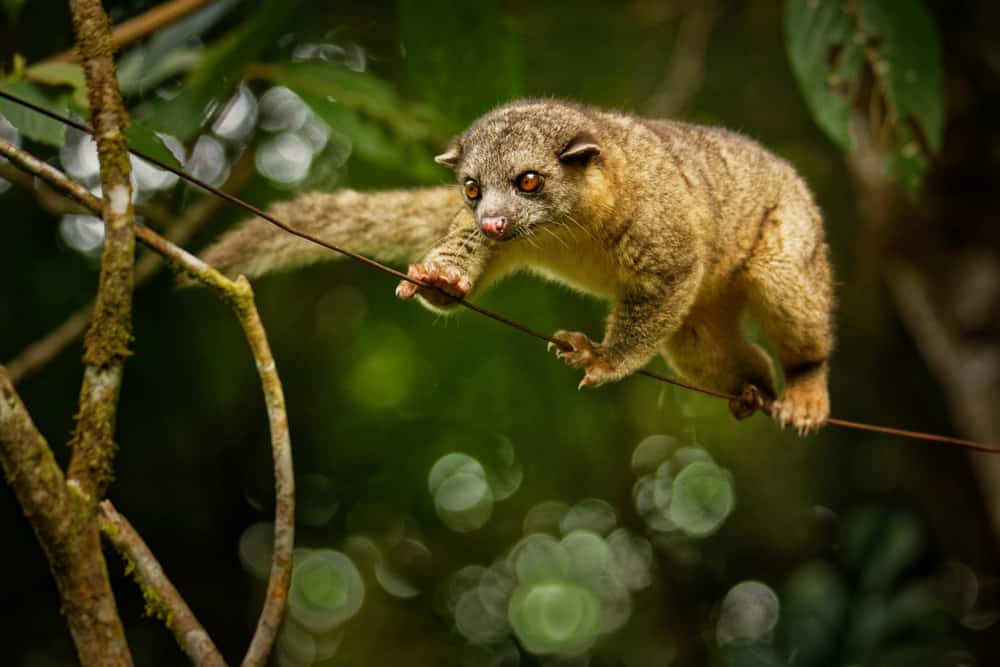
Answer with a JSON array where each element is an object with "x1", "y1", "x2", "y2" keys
[
  {"x1": 784, "y1": 0, "x2": 944, "y2": 193},
  {"x1": 784, "y1": 0, "x2": 861, "y2": 151},
  {"x1": 117, "y1": 47, "x2": 202, "y2": 98},
  {"x1": 253, "y1": 62, "x2": 447, "y2": 144},
  {"x1": 854, "y1": 0, "x2": 944, "y2": 153},
  {"x1": 141, "y1": 0, "x2": 300, "y2": 141},
  {"x1": 293, "y1": 90, "x2": 406, "y2": 169},
  {"x1": 0, "y1": 80, "x2": 68, "y2": 146},
  {"x1": 24, "y1": 61, "x2": 89, "y2": 111},
  {"x1": 252, "y1": 61, "x2": 447, "y2": 178}
]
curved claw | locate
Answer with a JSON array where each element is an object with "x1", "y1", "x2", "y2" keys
[
  {"x1": 548, "y1": 330, "x2": 621, "y2": 388},
  {"x1": 396, "y1": 261, "x2": 473, "y2": 305}
]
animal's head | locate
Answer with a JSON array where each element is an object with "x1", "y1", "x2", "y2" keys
[{"x1": 436, "y1": 101, "x2": 604, "y2": 241}]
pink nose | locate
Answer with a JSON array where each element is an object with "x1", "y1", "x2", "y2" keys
[{"x1": 480, "y1": 216, "x2": 509, "y2": 239}]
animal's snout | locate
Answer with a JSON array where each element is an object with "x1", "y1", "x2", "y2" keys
[{"x1": 480, "y1": 216, "x2": 510, "y2": 240}]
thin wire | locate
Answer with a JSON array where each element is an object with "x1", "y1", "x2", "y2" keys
[{"x1": 3, "y1": 88, "x2": 996, "y2": 454}]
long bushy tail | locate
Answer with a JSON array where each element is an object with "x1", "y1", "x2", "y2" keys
[{"x1": 199, "y1": 186, "x2": 467, "y2": 279}]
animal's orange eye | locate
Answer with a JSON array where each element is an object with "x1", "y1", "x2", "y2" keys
[
  {"x1": 517, "y1": 171, "x2": 543, "y2": 193},
  {"x1": 464, "y1": 179, "x2": 480, "y2": 200}
]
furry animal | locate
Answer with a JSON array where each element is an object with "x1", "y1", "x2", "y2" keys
[{"x1": 202, "y1": 100, "x2": 835, "y2": 433}]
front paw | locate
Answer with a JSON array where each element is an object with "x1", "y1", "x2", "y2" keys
[
  {"x1": 395, "y1": 262, "x2": 473, "y2": 307},
  {"x1": 548, "y1": 330, "x2": 620, "y2": 388}
]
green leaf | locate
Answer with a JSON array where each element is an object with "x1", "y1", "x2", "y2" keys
[
  {"x1": 0, "y1": 80, "x2": 68, "y2": 146},
  {"x1": 118, "y1": 47, "x2": 202, "y2": 98},
  {"x1": 253, "y1": 61, "x2": 447, "y2": 145},
  {"x1": 296, "y1": 93, "x2": 406, "y2": 168},
  {"x1": 24, "y1": 61, "x2": 89, "y2": 111},
  {"x1": 252, "y1": 61, "x2": 448, "y2": 176},
  {"x1": 855, "y1": 0, "x2": 944, "y2": 153},
  {"x1": 116, "y1": 0, "x2": 241, "y2": 97},
  {"x1": 784, "y1": 0, "x2": 944, "y2": 193},
  {"x1": 142, "y1": 0, "x2": 242, "y2": 64},
  {"x1": 140, "y1": 0, "x2": 300, "y2": 141},
  {"x1": 784, "y1": 0, "x2": 862, "y2": 151},
  {"x1": 124, "y1": 122, "x2": 183, "y2": 170}
]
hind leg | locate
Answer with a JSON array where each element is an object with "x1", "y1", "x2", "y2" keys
[
  {"x1": 745, "y1": 204, "x2": 835, "y2": 434},
  {"x1": 663, "y1": 291, "x2": 777, "y2": 414}
]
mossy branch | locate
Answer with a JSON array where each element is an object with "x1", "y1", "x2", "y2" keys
[
  {"x1": 99, "y1": 501, "x2": 227, "y2": 667},
  {"x1": 0, "y1": 135, "x2": 295, "y2": 666},
  {"x1": 67, "y1": 0, "x2": 135, "y2": 504}
]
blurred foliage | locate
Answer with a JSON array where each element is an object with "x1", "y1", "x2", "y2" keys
[
  {"x1": 0, "y1": 1, "x2": 997, "y2": 666},
  {"x1": 1, "y1": 0, "x2": 23, "y2": 23},
  {"x1": 0, "y1": 78, "x2": 68, "y2": 144},
  {"x1": 784, "y1": 0, "x2": 944, "y2": 193}
]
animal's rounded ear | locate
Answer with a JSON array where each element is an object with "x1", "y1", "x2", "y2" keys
[
  {"x1": 434, "y1": 140, "x2": 462, "y2": 168},
  {"x1": 558, "y1": 133, "x2": 600, "y2": 163}
]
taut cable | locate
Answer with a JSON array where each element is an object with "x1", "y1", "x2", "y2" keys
[{"x1": 1, "y1": 89, "x2": 995, "y2": 453}]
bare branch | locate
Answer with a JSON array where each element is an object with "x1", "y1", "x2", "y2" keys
[
  {"x1": 4, "y1": 156, "x2": 253, "y2": 385},
  {"x1": 0, "y1": 135, "x2": 294, "y2": 664},
  {"x1": 99, "y1": 501, "x2": 228, "y2": 667},
  {"x1": 0, "y1": 137, "x2": 101, "y2": 209},
  {"x1": 234, "y1": 278, "x2": 295, "y2": 667},
  {"x1": 137, "y1": 218, "x2": 296, "y2": 667},
  {"x1": 49, "y1": 0, "x2": 213, "y2": 63}
]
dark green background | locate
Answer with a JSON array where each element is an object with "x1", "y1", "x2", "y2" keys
[{"x1": 1, "y1": 1, "x2": 996, "y2": 665}]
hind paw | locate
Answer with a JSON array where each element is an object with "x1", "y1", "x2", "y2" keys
[
  {"x1": 728, "y1": 383, "x2": 771, "y2": 420},
  {"x1": 772, "y1": 378, "x2": 829, "y2": 435}
]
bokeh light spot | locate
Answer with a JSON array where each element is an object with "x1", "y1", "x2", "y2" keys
[
  {"x1": 523, "y1": 501, "x2": 570, "y2": 536},
  {"x1": 510, "y1": 534, "x2": 571, "y2": 584},
  {"x1": 509, "y1": 580, "x2": 602, "y2": 656},
  {"x1": 237, "y1": 521, "x2": 274, "y2": 580},
  {"x1": 562, "y1": 530, "x2": 610, "y2": 581},
  {"x1": 631, "y1": 434, "x2": 679, "y2": 475},
  {"x1": 256, "y1": 131, "x2": 314, "y2": 185},
  {"x1": 428, "y1": 453, "x2": 486, "y2": 495},
  {"x1": 185, "y1": 134, "x2": 229, "y2": 187},
  {"x1": 289, "y1": 550, "x2": 365, "y2": 632},
  {"x1": 607, "y1": 528, "x2": 654, "y2": 592},
  {"x1": 213, "y1": 83, "x2": 258, "y2": 142},
  {"x1": 560, "y1": 498, "x2": 617, "y2": 537},
  {"x1": 717, "y1": 580, "x2": 780, "y2": 646},
  {"x1": 668, "y1": 460, "x2": 734, "y2": 537},
  {"x1": 59, "y1": 214, "x2": 104, "y2": 254},
  {"x1": 259, "y1": 86, "x2": 310, "y2": 132}
]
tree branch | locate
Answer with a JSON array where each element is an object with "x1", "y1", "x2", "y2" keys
[
  {"x1": 0, "y1": 134, "x2": 294, "y2": 665},
  {"x1": 0, "y1": 362, "x2": 133, "y2": 667},
  {"x1": 49, "y1": 0, "x2": 214, "y2": 63},
  {"x1": 0, "y1": 368, "x2": 76, "y2": 562},
  {"x1": 4, "y1": 155, "x2": 253, "y2": 385},
  {"x1": 98, "y1": 501, "x2": 227, "y2": 667},
  {"x1": 67, "y1": 0, "x2": 136, "y2": 502}
]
